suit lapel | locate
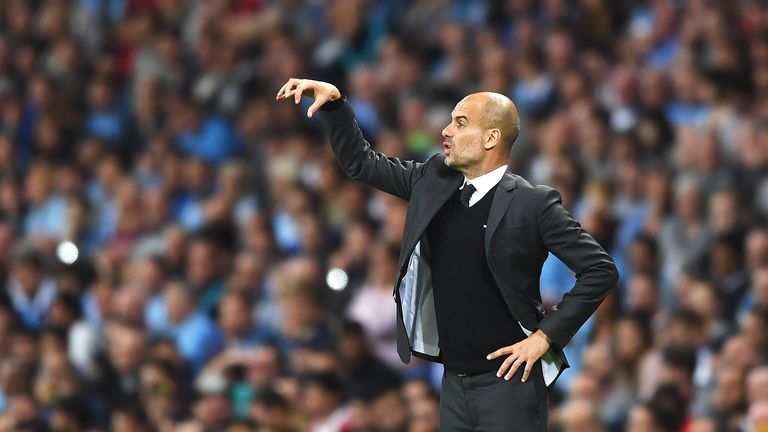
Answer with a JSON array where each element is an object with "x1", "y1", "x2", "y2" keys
[
  {"x1": 485, "y1": 170, "x2": 519, "y2": 253},
  {"x1": 409, "y1": 174, "x2": 463, "y2": 247},
  {"x1": 399, "y1": 173, "x2": 463, "y2": 275}
]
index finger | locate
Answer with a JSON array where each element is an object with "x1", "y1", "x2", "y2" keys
[
  {"x1": 276, "y1": 79, "x2": 298, "y2": 99},
  {"x1": 276, "y1": 81, "x2": 289, "y2": 99},
  {"x1": 487, "y1": 345, "x2": 515, "y2": 360}
]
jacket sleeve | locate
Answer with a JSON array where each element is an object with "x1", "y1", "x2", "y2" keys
[
  {"x1": 317, "y1": 98, "x2": 427, "y2": 201},
  {"x1": 534, "y1": 187, "x2": 619, "y2": 349}
]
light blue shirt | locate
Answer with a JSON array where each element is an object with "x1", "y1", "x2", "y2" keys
[
  {"x1": 171, "y1": 312, "x2": 223, "y2": 373},
  {"x1": 23, "y1": 194, "x2": 69, "y2": 238}
]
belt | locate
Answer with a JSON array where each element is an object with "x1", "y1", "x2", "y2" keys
[{"x1": 446, "y1": 369, "x2": 493, "y2": 377}]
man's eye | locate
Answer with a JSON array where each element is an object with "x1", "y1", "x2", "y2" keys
[{"x1": 458, "y1": 123, "x2": 465, "y2": 128}]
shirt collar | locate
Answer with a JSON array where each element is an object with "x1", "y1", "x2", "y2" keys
[{"x1": 462, "y1": 164, "x2": 508, "y2": 195}]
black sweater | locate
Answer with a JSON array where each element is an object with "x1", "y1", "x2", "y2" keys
[{"x1": 427, "y1": 184, "x2": 526, "y2": 374}]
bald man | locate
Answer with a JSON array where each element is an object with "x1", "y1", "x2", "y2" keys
[{"x1": 277, "y1": 79, "x2": 618, "y2": 431}]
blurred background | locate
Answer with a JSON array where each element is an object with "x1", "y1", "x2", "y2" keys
[{"x1": 0, "y1": 0, "x2": 767, "y2": 431}]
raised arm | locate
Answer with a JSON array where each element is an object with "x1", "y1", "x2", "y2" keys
[{"x1": 276, "y1": 78, "x2": 427, "y2": 201}]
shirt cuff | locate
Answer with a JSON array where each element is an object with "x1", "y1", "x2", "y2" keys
[{"x1": 320, "y1": 96, "x2": 345, "y2": 111}]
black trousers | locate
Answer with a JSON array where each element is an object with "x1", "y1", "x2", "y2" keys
[{"x1": 440, "y1": 360, "x2": 548, "y2": 431}]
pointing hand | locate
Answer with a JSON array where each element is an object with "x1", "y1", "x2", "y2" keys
[{"x1": 275, "y1": 78, "x2": 341, "y2": 118}]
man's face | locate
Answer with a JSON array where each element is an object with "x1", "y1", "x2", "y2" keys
[
  {"x1": 303, "y1": 384, "x2": 337, "y2": 417},
  {"x1": 218, "y1": 295, "x2": 250, "y2": 337},
  {"x1": 441, "y1": 96, "x2": 487, "y2": 171},
  {"x1": 165, "y1": 283, "x2": 192, "y2": 323},
  {"x1": 13, "y1": 262, "x2": 42, "y2": 294},
  {"x1": 108, "y1": 324, "x2": 145, "y2": 373},
  {"x1": 186, "y1": 240, "x2": 217, "y2": 288}
]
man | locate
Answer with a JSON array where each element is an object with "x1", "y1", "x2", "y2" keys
[
  {"x1": 7, "y1": 249, "x2": 57, "y2": 331},
  {"x1": 277, "y1": 79, "x2": 618, "y2": 430}
]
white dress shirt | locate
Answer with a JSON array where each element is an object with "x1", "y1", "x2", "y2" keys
[
  {"x1": 460, "y1": 164, "x2": 508, "y2": 207},
  {"x1": 460, "y1": 163, "x2": 562, "y2": 386}
]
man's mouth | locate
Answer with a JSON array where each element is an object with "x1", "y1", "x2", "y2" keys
[{"x1": 443, "y1": 142, "x2": 451, "y2": 152}]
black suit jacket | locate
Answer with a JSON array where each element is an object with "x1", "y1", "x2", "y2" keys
[{"x1": 319, "y1": 98, "x2": 618, "y2": 377}]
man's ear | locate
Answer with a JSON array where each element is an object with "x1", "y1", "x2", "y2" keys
[{"x1": 483, "y1": 128, "x2": 501, "y2": 151}]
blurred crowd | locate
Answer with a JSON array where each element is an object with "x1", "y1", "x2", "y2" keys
[{"x1": 0, "y1": 0, "x2": 767, "y2": 431}]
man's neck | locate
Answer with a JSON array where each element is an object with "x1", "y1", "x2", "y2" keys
[{"x1": 463, "y1": 162, "x2": 509, "y2": 181}]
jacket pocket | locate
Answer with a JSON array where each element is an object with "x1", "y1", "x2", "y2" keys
[{"x1": 505, "y1": 226, "x2": 526, "y2": 236}]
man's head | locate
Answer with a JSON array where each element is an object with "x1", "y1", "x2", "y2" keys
[
  {"x1": 626, "y1": 404, "x2": 661, "y2": 432},
  {"x1": 369, "y1": 388, "x2": 408, "y2": 432},
  {"x1": 559, "y1": 398, "x2": 602, "y2": 432},
  {"x1": 12, "y1": 249, "x2": 46, "y2": 295},
  {"x1": 106, "y1": 321, "x2": 146, "y2": 374},
  {"x1": 110, "y1": 404, "x2": 150, "y2": 432},
  {"x1": 441, "y1": 92, "x2": 519, "y2": 178},
  {"x1": 407, "y1": 394, "x2": 440, "y2": 432},
  {"x1": 713, "y1": 365, "x2": 746, "y2": 413},
  {"x1": 301, "y1": 372, "x2": 344, "y2": 418},
  {"x1": 658, "y1": 345, "x2": 697, "y2": 396},
  {"x1": 747, "y1": 229, "x2": 768, "y2": 270},
  {"x1": 164, "y1": 281, "x2": 195, "y2": 324},
  {"x1": 186, "y1": 236, "x2": 220, "y2": 290},
  {"x1": 747, "y1": 366, "x2": 768, "y2": 404},
  {"x1": 50, "y1": 397, "x2": 89, "y2": 432},
  {"x1": 217, "y1": 291, "x2": 253, "y2": 339}
]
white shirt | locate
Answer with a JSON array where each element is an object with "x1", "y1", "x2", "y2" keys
[
  {"x1": 460, "y1": 164, "x2": 508, "y2": 207},
  {"x1": 461, "y1": 163, "x2": 563, "y2": 386},
  {"x1": 8, "y1": 277, "x2": 57, "y2": 329}
]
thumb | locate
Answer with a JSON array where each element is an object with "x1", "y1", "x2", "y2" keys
[{"x1": 307, "y1": 98, "x2": 324, "y2": 118}]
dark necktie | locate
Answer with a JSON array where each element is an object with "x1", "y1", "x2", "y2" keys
[{"x1": 460, "y1": 182, "x2": 476, "y2": 208}]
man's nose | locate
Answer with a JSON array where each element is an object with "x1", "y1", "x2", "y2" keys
[{"x1": 442, "y1": 125, "x2": 451, "y2": 138}]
